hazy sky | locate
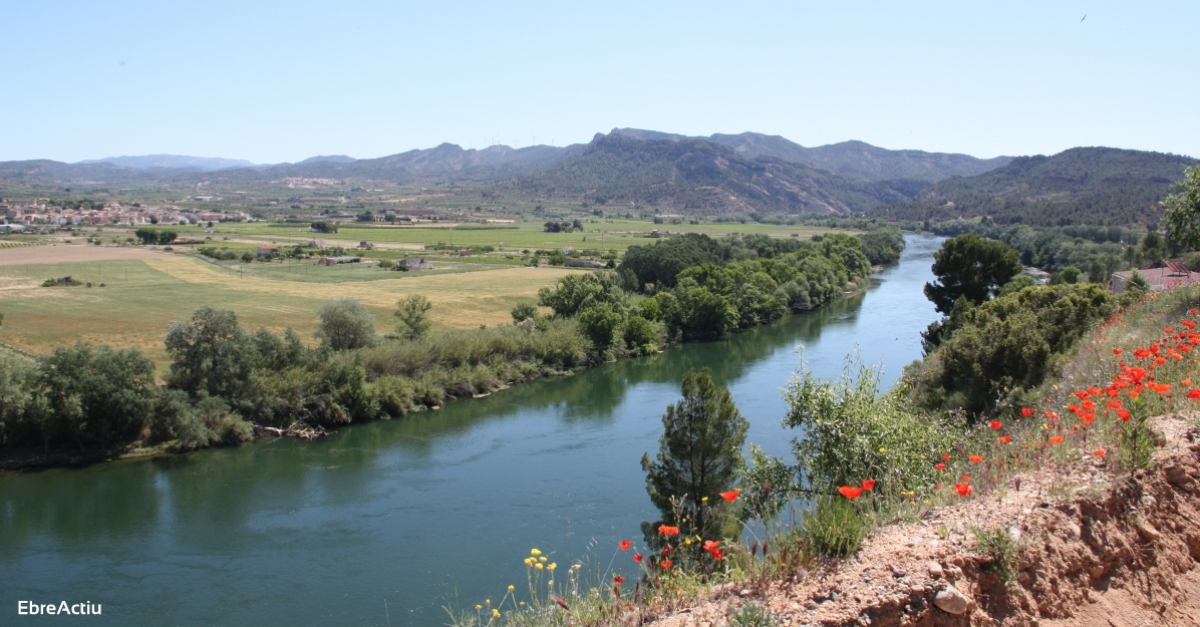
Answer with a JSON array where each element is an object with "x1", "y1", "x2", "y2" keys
[{"x1": 2, "y1": 1, "x2": 1196, "y2": 163}]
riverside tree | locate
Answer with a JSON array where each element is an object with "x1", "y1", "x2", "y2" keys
[
  {"x1": 641, "y1": 368, "x2": 748, "y2": 551},
  {"x1": 165, "y1": 306, "x2": 256, "y2": 401},
  {"x1": 393, "y1": 295, "x2": 432, "y2": 340},
  {"x1": 923, "y1": 233, "x2": 1022, "y2": 315},
  {"x1": 316, "y1": 299, "x2": 378, "y2": 350}
]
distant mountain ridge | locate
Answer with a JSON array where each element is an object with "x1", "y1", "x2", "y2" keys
[
  {"x1": 867, "y1": 147, "x2": 1198, "y2": 226},
  {"x1": 503, "y1": 132, "x2": 912, "y2": 215},
  {"x1": 78, "y1": 154, "x2": 260, "y2": 171},
  {"x1": 611, "y1": 128, "x2": 1012, "y2": 183}
]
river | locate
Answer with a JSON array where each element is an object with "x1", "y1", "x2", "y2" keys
[{"x1": 0, "y1": 234, "x2": 944, "y2": 626}]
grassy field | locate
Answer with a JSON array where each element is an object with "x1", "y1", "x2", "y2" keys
[
  {"x1": 0, "y1": 248, "x2": 583, "y2": 366},
  {"x1": 96, "y1": 219, "x2": 840, "y2": 254},
  {"x1": 0, "y1": 220, "x2": 850, "y2": 368}
]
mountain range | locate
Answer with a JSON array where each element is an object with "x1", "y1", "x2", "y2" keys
[{"x1": 2, "y1": 131, "x2": 1193, "y2": 222}]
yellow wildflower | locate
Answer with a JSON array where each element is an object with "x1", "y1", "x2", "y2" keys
[
  {"x1": 535, "y1": 563, "x2": 544, "y2": 570},
  {"x1": 508, "y1": 585, "x2": 514, "y2": 591},
  {"x1": 530, "y1": 548, "x2": 542, "y2": 557},
  {"x1": 548, "y1": 563, "x2": 557, "y2": 571}
]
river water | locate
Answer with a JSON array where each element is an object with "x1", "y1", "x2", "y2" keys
[{"x1": 0, "y1": 234, "x2": 943, "y2": 626}]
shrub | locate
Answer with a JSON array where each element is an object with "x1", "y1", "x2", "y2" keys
[
  {"x1": 33, "y1": 343, "x2": 158, "y2": 452},
  {"x1": 784, "y1": 357, "x2": 959, "y2": 498},
  {"x1": 316, "y1": 299, "x2": 377, "y2": 350},
  {"x1": 797, "y1": 496, "x2": 871, "y2": 556},
  {"x1": 393, "y1": 295, "x2": 432, "y2": 340}
]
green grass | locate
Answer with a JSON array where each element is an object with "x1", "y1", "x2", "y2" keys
[
  {"x1": 110, "y1": 219, "x2": 841, "y2": 254},
  {"x1": 0, "y1": 254, "x2": 583, "y2": 367}
]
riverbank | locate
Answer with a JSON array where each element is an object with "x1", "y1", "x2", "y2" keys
[{"x1": 652, "y1": 419, "x2": 1200, "y2": 626}]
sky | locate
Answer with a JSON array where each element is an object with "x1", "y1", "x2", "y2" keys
[{"x1": 1, "y1": 1, "x2": 1197, "y2": 164}]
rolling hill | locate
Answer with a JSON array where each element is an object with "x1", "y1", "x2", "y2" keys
[{"x1": 867, "y1": 147, "x2": 1198, "y2": 227}]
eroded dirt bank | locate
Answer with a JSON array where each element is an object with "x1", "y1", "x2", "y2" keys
[{"x1": 653, "y1": 421, "x2": 1200, "y2": 627}]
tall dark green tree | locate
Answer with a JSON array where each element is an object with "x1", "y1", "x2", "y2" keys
[
  {"x1": 923, "y1": 233, "x2": 1022, "y2": 315},
  {"x1": 164, "y1": 306, "x2": 256, "y2": 401},
  {"x1": 641, "y1": 368, "x2": 748, "y2": 551}
]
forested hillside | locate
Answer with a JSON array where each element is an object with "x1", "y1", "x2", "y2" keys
[{"x1": 869, "y1": 147, "x2": 1197, "y2": 227}]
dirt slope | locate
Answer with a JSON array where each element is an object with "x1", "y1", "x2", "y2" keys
[{"x1": 652, "y1": 419, "x2": 1200, "y2": 627}]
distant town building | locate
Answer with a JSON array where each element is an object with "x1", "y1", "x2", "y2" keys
[
  {"x1": 403, "y1": 258, "x2": 434, "y2": 271},
  {"x1": 256, "y1": 245, "x2": 280, "y2": 257},
  {"x1": 564, "y1": 258, "x2": 606, "y2": 268},
  {"x1": 317, "y1": 256, "x2": 362, "y2": 266}
]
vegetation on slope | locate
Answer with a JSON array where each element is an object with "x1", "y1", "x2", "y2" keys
[{"x1": 869, "y1": 147, "x2": 1197, "y2": 227}]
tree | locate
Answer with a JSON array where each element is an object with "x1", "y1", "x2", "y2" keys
[
  {"x1": 1164, "y1": 166, "x2": 1200, "y2": 250},
  {"x1": 316, "y1": 299, "x2": 378, "y2": 350},
  {"x1": 393, "y1": 295, "x2": 432, "y2": 340},
  {"x1": 641, "y1": 368, "x2": 748, "y2": 549},
  {"x1": 923, "y1": 233, "x2": 1022, "y2": 315},
  {"x1": 510, "y1": 301, "x2": 538, "y2": 323},
  {"x1": 165, "y1": 306, "x2": 256, "y2": 401},
  {"x1": 34, "y1": 343, "x2": 158, "y2": 451},
  {"x1": 537, "y1": 272, "x2": 626, "y2": 318},
  {"x1": 577, "y1": 305, "x2": 622, "y2": 351}
]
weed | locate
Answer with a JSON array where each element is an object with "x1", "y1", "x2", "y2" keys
[
  {"x1": 729, "y1": 601, "x2": 778, "y2": 627},
  {"x1": 797, "y1": 496, "x2": 871, "y2": 557},
  {"x1": 970, "y1": 527, "x2": 1022, "y2": 589}
]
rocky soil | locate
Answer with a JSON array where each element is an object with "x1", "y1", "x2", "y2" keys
[{"x1": 651, "y1": 418, "x2": 1200, "y2": 627}]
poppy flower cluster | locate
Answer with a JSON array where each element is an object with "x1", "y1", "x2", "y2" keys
[{"x1": 837, "y1": 479, "x2": 877, "y2": 499}]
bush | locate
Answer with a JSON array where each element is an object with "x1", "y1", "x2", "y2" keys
[
  {"x1": 784, "y1": 357, "x2": 960, "y2": 498},
  {"x1": 33, "y1": 343, "x2": 158, "y2": 452},
  {"x1": 578, "y1": 305, "x2": 623, "y2": 351},
  {"x1": 316, "y1": 299, "x2": 377, "y2": 350},
  {"x1": 915, "y1": 284, "x2": 1115, "y2": 417}
]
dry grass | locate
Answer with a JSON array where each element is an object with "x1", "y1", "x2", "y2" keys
[{"x1": 0, "y1": 253, "x2": 582, "y2": 366}]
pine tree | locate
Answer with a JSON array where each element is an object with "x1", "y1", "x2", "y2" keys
[{"x1": 641, "y1": 368, "x2": 748, "y2": 551}]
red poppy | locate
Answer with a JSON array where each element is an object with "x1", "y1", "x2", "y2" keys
[
  {"x1": 720, "y1": 490, "x2": 740, "y2": 502},
  {"x1": 709, "y1": 548, "x2": 726, "y2": 560},
  {"x1": 1165, "y1": 328, "x2": 1175, "y2": 334},
  {"x1": 989, "y1": 420, "x2": 1003, "y2": 430},
  {"x1": 941, "y1": 453, "x2": 951, "y2": 461},
  {"x1": 1118, "y1": 409, "x2": 1131, "y2": 421},
  {"x1": 954, "y1": 483, "x2": 973, "y2": 497},
  {"x1": 702, "y1": 540, "x2": 721, "y2": 552},
  {"x1": 998, "y1": 435, "x2": 1012, "y2": 444},
  {"x1": 1049, "y1": 435, "x2": 1065, "y2": 444},
  {"x1": 1184, "y1": 320, "x2": 1197, "y2": 329},
  {"x1": 1183, "y1": 379, "x2": 1193, "y2": 386},
  {"x1": 1113, "y1": 348, "x2": 1123, "y2": 355},
  {"x1": 838, "y1": 486, "x2": 864, "y2": 499},
  {"x1": 660, "y1": 545, "x2": 673, "y2": 555},
  {"x1": 1189, "y1": 388, "x2": 1200, "y2": 400},
  {"x1": 661, "y1": 559, "x2": 673, "y2": 569},
  {"x1": 633, "y1": 553, "x2": 643, "y2": 563},
  {"x1": 1044, "y1": 411, "x2": 1059, "y2": 420},
  {"x1": 861, "y1": 479, "x2": 877, "y2": 491},
  {"x1": 969, "y1": 455, "x2": 983, "y2": 464},
  {"x1": 1020, "y1": 408, "x2": 1033, "y2": 418},
  {"x1": 1087, "y1": 386, "x2": 1101, "y2": 396},
  {"x1": 1094, "y1": 449, "x2": 1107, "y2": 457},
  {"x1": 935, "y1": 463, "x2": 947, "y2": 471},
  {"x1": 657, "y1": 525, "x2": 680, "y2": 536},
  {"x1": 618, "y1": 540, "x2": 631, "y2": 551},
  {"x1": 959, "y1": 473, "x2": 970, "y2": 481},
  {"x1": 1106, "y1": 400, "x2": 1123, "y2": 409},
  {"x1": 613, "y1": 575, "x2": 625, "y2": 585}
]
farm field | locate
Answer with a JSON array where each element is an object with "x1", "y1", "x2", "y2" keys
[
  {"x1": 105, "y1": 219, "x2": 842, "y2": 253},
  {"x1": 0, "y1": 245, "x2": 583, "y2": 367}
]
